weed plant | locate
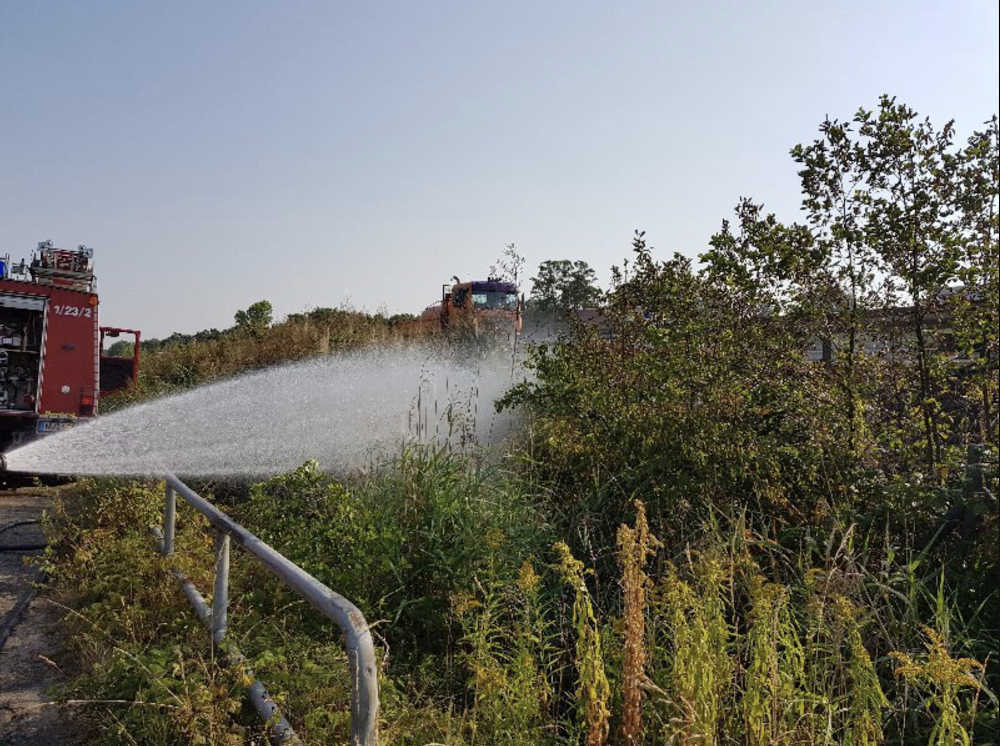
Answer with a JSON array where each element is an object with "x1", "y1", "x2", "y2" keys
[{"x1": 37, "y1": 466, "x2": 997, "y2": 744}]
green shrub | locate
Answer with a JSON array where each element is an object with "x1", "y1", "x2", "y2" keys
[{"x1": 231, "y1": 451, "x2": 551, "y2": 680}]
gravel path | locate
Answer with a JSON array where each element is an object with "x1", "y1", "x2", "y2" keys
[{"x1": 0, "y1": 491, "x2": 84, "y2": 745}]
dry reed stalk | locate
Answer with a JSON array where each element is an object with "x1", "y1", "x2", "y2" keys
[{"x1": 617, "y1": 499, "x2": 661, "y2": 745}]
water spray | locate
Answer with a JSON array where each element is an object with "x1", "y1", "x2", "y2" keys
[{"x1": 4, "y1": 344, "x2": 527, "y2": 479}]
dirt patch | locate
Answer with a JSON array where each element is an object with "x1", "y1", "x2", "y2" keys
[{"x1": 0, "y1": 491, "x2": 86, "y2": 745}]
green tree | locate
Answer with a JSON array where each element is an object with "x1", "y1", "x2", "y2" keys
[
  {"x1": 710, "y1": 97, "x2": 994, "y2": 477},
  {"x1": 952, "y1": 116, "x2": 999, "y2": 446},
  {"x1": 859, "y1": 96, "x2": 962, "y2": 475},
  {"x1": 791, "y1": 114, "x2": 884, "y2": 457},
  {"x1": 104, "y1": 340, "x2": 134, "y2": 357},
  {"x1": 505, "y1": 231, "x2": 837, "y2": 559},
  {"x1": 529, "y1": 259, "x2": 601, "y2": 313},
  {"x1": 700, "y1": 199, "x2": 819, "y2": 310},
  {"x1": 233, "y1": 300, "x2": 273, "y2": 335}
]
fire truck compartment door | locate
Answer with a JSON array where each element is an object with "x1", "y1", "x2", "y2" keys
[{"x1": 0, "y1": 294, "x2": 46, "y2": 311}]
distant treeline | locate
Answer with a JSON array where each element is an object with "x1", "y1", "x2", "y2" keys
[{"x1": 105, "y1": 301, "x2": 418, "y2": 357}]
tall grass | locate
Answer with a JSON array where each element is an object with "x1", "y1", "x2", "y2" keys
[{"x1": 37, "y1": 468, "x2": 996, "y2": 744}]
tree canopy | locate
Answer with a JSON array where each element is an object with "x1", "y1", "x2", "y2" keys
[
  {"x1": 529, "y1": 259, "x2": 601, "y2": 312},
  {"x1": 233, "y1": 299, "x2": 273, "y2": 334}
]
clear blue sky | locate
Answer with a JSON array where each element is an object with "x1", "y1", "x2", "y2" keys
[{"x1": 2, "y1": 0, "x2": 997, "y2": 338}]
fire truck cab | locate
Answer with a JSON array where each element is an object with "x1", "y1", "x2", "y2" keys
[
  {"x1": 0, "y1": 241, "x2": 138, "y2": 452},
  {"x1": 426, "y1": 278, "x2": 523, "y2": 336}
]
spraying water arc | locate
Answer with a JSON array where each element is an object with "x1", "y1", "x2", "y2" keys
[{"x1": 4, "y1": 345, "x2": 526, "y2": 478}]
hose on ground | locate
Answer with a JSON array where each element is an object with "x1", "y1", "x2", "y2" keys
[
  {"x1": 0, "y1": 519, "x2": 41, "y2": 536},
  {"x1": 0, "y1": 570, "x2": 49, "y2": 652},
  {"x1": 0, "y1": 519, "x2": 46, "y2": 551}
]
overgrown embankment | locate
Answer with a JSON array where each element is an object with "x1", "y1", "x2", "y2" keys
[
  {"x1": 37, "y1": 450, "x2": 997, "y2": 744},
  {"x1": 35, "y1": 98, "x2": 1000, "y2": 744}
]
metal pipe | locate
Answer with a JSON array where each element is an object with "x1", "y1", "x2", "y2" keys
[
  {"x1": 163, "y1": 484, "x2": 176, "y2": 555},
  {"x1": 164, "y1": 473, "x2": 379, "y2": 746},
  {"x1": 152, "y1": 527, "x2": 299, "y2": 744},
  {"x1": 212, "y1": 531, "x2": 230, "y2": 646},
  {"x1": 181, "y1": 574, "x2": 298, "y2": 744}
]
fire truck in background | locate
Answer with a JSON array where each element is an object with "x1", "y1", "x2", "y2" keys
[
  {"x1": 418, "y1": 277, "x2": 523, "y2": 338},
  {"x1": 0, "y1": 241, "x2": 140, "y2": 453}
]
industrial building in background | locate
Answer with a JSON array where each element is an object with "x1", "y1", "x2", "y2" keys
[{"x1": 0, "y1": 241, "x2": 139, "y2": 454}]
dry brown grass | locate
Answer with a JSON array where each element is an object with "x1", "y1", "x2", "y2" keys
[{"x1": 617, "y1": 499, "x2": 661, "y2": 745}]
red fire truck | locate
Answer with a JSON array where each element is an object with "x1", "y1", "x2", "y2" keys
[
  {"x1": 416, "y1": 277, "x2": 523, "y2": 337},
  {"x1": 0, "y1": 241, "x2": 139, "y2": 453}
]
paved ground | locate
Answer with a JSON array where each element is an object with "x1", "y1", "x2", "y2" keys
[{"x1": 0, "y1": 491, "x2": 83, "y2": 746}]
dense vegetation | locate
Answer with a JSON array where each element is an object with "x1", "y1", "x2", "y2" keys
[{"x1": 37, "y1": 97, "x2": 997, "y2": 744}]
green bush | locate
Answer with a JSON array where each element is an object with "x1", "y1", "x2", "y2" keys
[{"x1": 232, "y1": 451, "x2": 551, "y2": 678}]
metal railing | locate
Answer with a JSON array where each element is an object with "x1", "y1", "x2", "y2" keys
[{"x1": 155, "y1": 473, "x2": 379, "y2": 745}]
